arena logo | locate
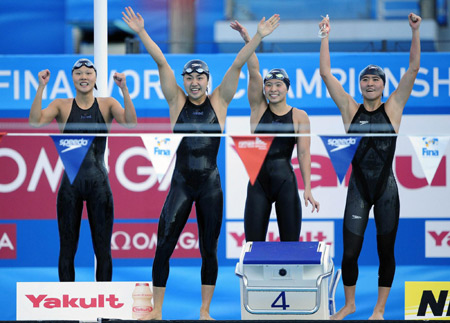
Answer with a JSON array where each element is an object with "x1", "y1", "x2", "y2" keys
[
  {"x1": 425, "y1": 221, "x2": 450, "y2": 258},
  {"x1": 0, "y1": 224, "x2": 16, "y2": 259},
  {"x1": 25, "y1": 294, "x2": 124, "y2": 309},
  {"x1": 111, "y1": 223, "x2": 200, "y2": 258}
]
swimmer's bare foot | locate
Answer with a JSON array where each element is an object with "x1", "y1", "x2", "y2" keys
[
  {"x1": 369, "y1": 309, "x2": 384, "y2": 320},
  {"x1": 200, "y1": 310, "x2": 215, "y2": 320},
  {"x1": 330, "y1": 304, "x2": 356, "y2": 320},
  {"x1": 137, "y1": 310, "x2": 162, "y2": 320}
]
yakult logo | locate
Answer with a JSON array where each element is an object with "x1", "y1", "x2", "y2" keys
[
  {"x1": 59, "y1": 138, "x2": 90, "y2": 153},
  {"x1": 25, "y1": 294, "x2": 124, "y2": 309},
  {"x1": 327, "y1": 137, "x2": 358, "y2": 152},
  {"x1": 425, "y1": 221, "x2": 450, "y2": 258},
  {"x1": 226, "y1": 221, "x2": 335, "y2": 259}
]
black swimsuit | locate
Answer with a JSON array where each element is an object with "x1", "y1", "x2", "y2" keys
[
  {"x1": 342, "y1": 103, "x2": 399, "y2": 287},
  {"x1": 152, "y1": 97, "x2": 223, "y2": 287},
  {"x1": 57, "y1": 98, "x2": 113, "y2": 281},
  {"x1": 244, "y1": 107, "x2": 302, "y2": 241}
]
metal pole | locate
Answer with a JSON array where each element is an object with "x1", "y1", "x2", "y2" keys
[{"x1": 94, "y1": 0, "x2": 108, "y2": 96}]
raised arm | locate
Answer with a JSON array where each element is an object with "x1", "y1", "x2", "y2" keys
[
  {"x1": 319, "y1": 16, "x2": 357, "y2": 129},
  {"x1": 385, "y1": 13, "x2": 421, "y2": 126},
  {"x1": 109, "y1": 72, "x2": 137, "y2": 128},
  {"x1": 230, "y1": 20, "x2": 266, "y2": 114},
  {"x1": 29, "y1": 69, "x2": 60, "y2": 128},
  {"x1": 211, "y1": 14, "x2": 280, "y2": 122},
  {"x1": 294, "y1": 109, "x2": 319, "y2": 213},
  {"x1": 122, "y1": 6, "x2": 184, "y2": 111}
]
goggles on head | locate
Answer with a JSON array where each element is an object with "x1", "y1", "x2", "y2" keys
[
  {"x1": 264, "y1": 69, "x2": 290, "y2": 90},
  {"x1": 72, "y1": 59, "x2": 97, "y2": 73},
  {"x1": 183, "y1": 67, "x2": 207, "y2": 74},
  {"x1": 72, "y1": 58, "x2": 98, "y2": 90},
  {"x1": 181, "y1": 59, "x2": 210, "y2": 78}
]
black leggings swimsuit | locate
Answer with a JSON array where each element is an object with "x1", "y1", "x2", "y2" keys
[
  {"x1": 342, "y1": 103, "x2": 399, "y2": 288},
  {"x1": 244, "y1": 107, "x2": 302, "y2": 242},
  {"x1": 57, "y1": 99, "x2": 113, "y2": 282},
  {"x1": 152, "y1": 97, "x2": 223, "y2": 287}
]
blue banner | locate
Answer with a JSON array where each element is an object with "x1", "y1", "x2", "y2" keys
[
  {"x1": 51, "y1": 135, "x2": 94, "y2": 184},
  {"x1": 1, "y1": 53, "x2": 450, "y2": 118},
  {"x1": 320, "y1": 135, "x2": 361, "y2": 183}
]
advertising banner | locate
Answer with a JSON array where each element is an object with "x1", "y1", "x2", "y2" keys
[
  {"x1": 16, "y1": 281, "x2": 152, "y2": 320},
  {"x1": 405, "y1": 281, "x2": 450, "y2": 320},
  {"x1": 1, "y1": 53, "x2": 450, "y2": 118}
]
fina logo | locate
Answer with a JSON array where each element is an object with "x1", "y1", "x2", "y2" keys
[
  {"x1": 59, "y1": 138, "x2": 90, "y2": 153},
  {"x1": 327, "y1": 137, "x2": 357, "y2": 153},
  {"x1": 154, "y1": 137, "x2": 171, "y2": 156},
  {"x1": 422, "y1": 137, "x2": 439, "y2": 157}
]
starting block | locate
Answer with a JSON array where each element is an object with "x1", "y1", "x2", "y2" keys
[{"x1": 235, "y1": 241, "x2": 340, "y2": 320}]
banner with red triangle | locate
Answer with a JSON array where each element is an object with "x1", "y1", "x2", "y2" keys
[
  {"x1": 50, "y1": 135, "x2": 95, "y2": 184},
  {"x1": 320, "y1": 135, "x2": 362, "y2": 184},
  {"x1": 141, "y1": 134, "x2": 183, "y2": 183},
  {"x1": 0, "y1": 132, "x2": 6, "y2": 144},
  {"x1": 409, "y1": 136, "x2": 450, "y2": 185},
  {"x1": 231, "y1": 136, "x2": 274, "y2": 185}
]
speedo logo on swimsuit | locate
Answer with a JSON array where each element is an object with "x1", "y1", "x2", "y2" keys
[
  {"x1": 359, "y1": 120, "x2": 369, "y2": 125},
  {"x1": 59, "y1": 138, "x2": 90, "y2": 153},
  {"x1": 327, "y1": 138, "x2": 358, "y2": 152},
  {"x1": 238, "y1": 137, "x2": 268, "y2": 150},
  {"x1": 352, "y1": 214, "x2": 362, "y2": 219}
]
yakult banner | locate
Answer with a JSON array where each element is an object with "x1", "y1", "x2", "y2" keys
[
  {"x1": 16, "y1": 281, "x2": 151, "y2": 320},
  {"x1": 1, "y1": 53, "x2": 450, "y2": 117}
]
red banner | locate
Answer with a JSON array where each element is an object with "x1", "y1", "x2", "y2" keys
[{"x1": 231, "y1": 136, "x2": 273, "y2": 185}]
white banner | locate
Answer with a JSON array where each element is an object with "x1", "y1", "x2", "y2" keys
[
  {"x1": 141, "y1": 134, "x2": 182, "y2": 183},
  {"x1": 409, "y1": 136, "x2": 450, "y2": 185},
  {"x1": 17, "y1": 281, "x2": 151, "y2": 320}
]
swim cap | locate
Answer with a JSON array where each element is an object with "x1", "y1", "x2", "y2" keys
[
  {"x1": 264, "y1": 68, "x2": 290, "y2": 90},
  {"x1": 359, "y1": 64, "x2": 385, "y2": 85},
  {"x1": 181, "y1": 59, "x2": 210, "y2": 79},
  {"x1": 72, "y1": 58, "x2": 97, "y2": 90}
]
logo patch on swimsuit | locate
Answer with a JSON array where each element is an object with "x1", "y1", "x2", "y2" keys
[
  {"x1": 351, "y1": 214, "x2": 362, "y2": 219},
  {"x1": 192, "y1": 110, "x2": 204, "y2": 116},
  {"x1": 359, "y1": 120, "x2": 369, "y2": 125}
]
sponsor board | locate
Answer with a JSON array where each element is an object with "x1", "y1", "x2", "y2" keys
[
  {"x1": 225, "y1": 115, "x2": 450, "y2": 220},
  {"x1": 405, "y1": 281, "x2": 450, "y2": 320},
  {"x1": 112, "y1": 222, "x2": 200, "y2": 258},
  {"x1": 17, "y1": 281, "x2": 151, "y2": 320},
  {"x1": 1, "y1": 53, "x2": 450, "y2": 114},
  {"x1": 0, "y1": 223, "x2": 16, "y2": 259},
  {"x1": 226, "y1": 221, "x2": 334, "y2": 259},
  {"x1": 425, "y1": 221, "x2": 450, "y2": 258}
]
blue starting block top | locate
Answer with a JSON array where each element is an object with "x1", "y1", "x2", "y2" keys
[{"x1": 243, "y1": 242, "x2": 322, "y2": 265}]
